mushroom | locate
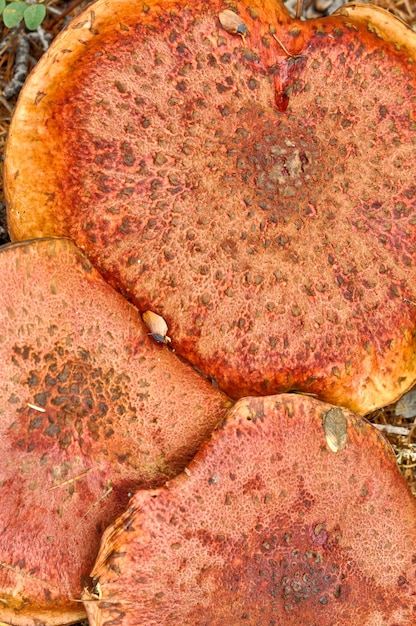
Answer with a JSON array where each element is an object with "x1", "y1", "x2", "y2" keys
[
  {"x1": 83, "y1": 394, "x2": 416, "y2": 625},
  {"x1": 4, "y1": 0, "x2": 416, "y2": 413},
  {"x1": 0, "y1": 237, "x2": 230, "y2": 626}
]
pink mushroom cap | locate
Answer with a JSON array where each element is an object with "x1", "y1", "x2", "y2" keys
[
  {"x1": 0, "y1": 237, "x2": 230, "y2": 625},
  {"x1": 84, "y1": 393, "x2": 416, "y2": 625}
]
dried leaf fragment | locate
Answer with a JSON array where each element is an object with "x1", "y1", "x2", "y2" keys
[
  {"x1": 142, "y1": 310, "x2": 171, "y2": 344},
  {"x1": 218, "y1": 9, "x2": 248, "y2": 37},
  {"x1": 323, "y1": 407, "x2": 347, "y2": 452},
  {"x1": 395, "y1": 389, "x2": 416, "y2": 419}
]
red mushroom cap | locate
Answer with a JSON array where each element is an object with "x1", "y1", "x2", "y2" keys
[
  {"x1": 4, "y1": 0, "x2": 416, "y2": 413},
  {"x1": 84, "y1": 393, "x2": 416, "y2": 625},
  {"x1": 0, "y1": 237, "x2": 230, "y2": 625}
]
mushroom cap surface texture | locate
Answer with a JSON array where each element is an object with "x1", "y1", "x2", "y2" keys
[
  {"x1": 5, "y1": 0, "x2": 416, "y2": 414},
  {"x1": 84, "y1": 394, "x2": 416, "y2": 626},
  {"x1": 0, "y1": 237, "x2": 230, "y2": 626}
]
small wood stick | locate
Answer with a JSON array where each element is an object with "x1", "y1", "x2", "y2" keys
[
  {"x1": 2, "y1": 34, "x2": 30, "y2": 100},
  {"x1": 295, "y1": 0, "x2": 304, "y2": 19},
  {"x1": 373, "y1": 423, "x2": 411, "y2": 436},
  {"x1": 272, "y1": 33, "x2": 295, "y2": 58},
  {"x1": 81, "y1": 484, "x2": 113, "y2": 519},
  {"x1": 48, "y1": 468, "x2": 92, "y2": 491}
]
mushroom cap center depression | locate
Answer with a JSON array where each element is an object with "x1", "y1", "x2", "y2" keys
[{"x1": 9, "y1": 6, "x2": 416, "y2": 405}]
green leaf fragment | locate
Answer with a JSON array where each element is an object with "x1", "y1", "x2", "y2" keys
[
  {"x1": 2, "y1": 1, "x2": 26, "y2": 28},
  {"x1": 23, "y1": 3, "x2": 46, "y2": 30}
]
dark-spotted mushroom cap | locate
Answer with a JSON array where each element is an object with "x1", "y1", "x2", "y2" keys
[
  {"x1": 5, "y1": 0, "x2": 416, "y2": 413},
  {"x1": 83, "y1": 394, "x2": 416, "y2": 625},
  {"x1": 0, "y1": 237, "x2": 230, "y2": 626}
]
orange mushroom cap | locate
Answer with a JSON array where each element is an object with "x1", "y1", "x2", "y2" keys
[
  {"x1": 4, "y1": 0, "x2": 416, "y2": 413},
  {"x1": 84, "y1": 394, "x2": 416, "y2": 625},
  {"x1": 0, "y1": 237, "x2": 230, "y2": 625}
]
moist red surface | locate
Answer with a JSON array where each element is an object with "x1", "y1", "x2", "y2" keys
[{"x1": 85, "y1": 394, "x2": 416, "y2": 625}]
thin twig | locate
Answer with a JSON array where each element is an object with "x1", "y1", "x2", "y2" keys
[
  {"x1": 2, "y1": 34, "x2": 30, "y2": 100},
  {"x1": 0, "y1": 30, "x2": 18, "y2": 53},
  {"x1": 272, "y1": 33, "x2": 296, "y2": 58},
  {"x1": 0, "y1": 561, "x2": 59, "y2": 587},
  {"x1": 373, "y1": 423, "x2": 411, "y2": 436},
  {"x1": 47, "y1": 0, "x2": 92, "y2": 28},
  {"x1": 46, "y1": 5, "x2": 63, "y2": 15},
  {"x1": 81, "y1": 484, "x2": 113, "y2": 519},
  {"x1": 0, "y1": 96, "x2": 14, "y2": 113},
  {"x1": 295, "y1": 0, "x2": 304, "y2": 19},
  {"x1": 48, "y1": 468, "x2": 92, "y2": 491}
]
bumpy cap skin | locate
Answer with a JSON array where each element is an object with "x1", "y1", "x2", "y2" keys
[
  {"x1": 84, "y1": 394, "x2": 416, "y2": 625},
  {"x1": 5, "y1": 0, "x2": 416, "y2": 413},
  {"x1": 0, "y1": 237, "x2": 230, "y2": 626}
]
